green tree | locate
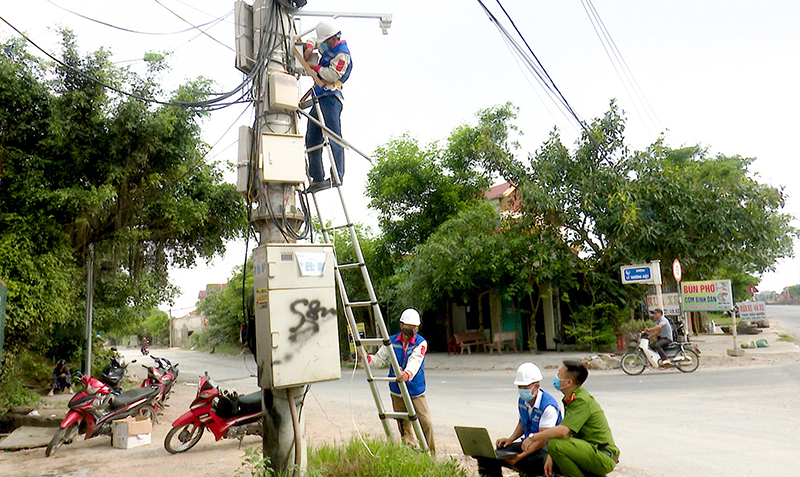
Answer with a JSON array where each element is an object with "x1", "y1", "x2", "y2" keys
[
  {"x1": 196, "y1": 263, "x2": 252, "y2": 347},
  {"x1": 0, "y1": 32, "x2": 248, "y2": 361},
  {"x1": 365, "y1": 104, "x2": 515, "y2": 259},
  {"x1": 484, "y1": 102, "x2": 796, "y2": 307}
]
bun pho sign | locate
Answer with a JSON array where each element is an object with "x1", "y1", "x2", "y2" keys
[{"x1": 681, "y1": 280, "x2": 734, "y2": 312}]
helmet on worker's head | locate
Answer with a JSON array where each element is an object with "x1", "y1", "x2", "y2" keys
[
  {"x1": 513, "y1": 362, "x2": 543, "y2": 386},
  {"x1": 399, "y1": 308, "x2": 421, "y2": 326},
  {"x1": 315, "y1": 18, "x2": 341, "y2": 42}
]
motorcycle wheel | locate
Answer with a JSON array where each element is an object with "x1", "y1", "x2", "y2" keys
[
  {"x1": 164, "y1": 422, "x2": 205, "y2": 454},
  {"x1": 138, "y1": 403, "x2": 158, "y2": 424},
  {"x1": 45, "y1": 422, "x2": 80, "y2": 457},
  {"x1": 621, "y1": 351, "x2": 646, "y2": 375},
  {"x1": 676, "y1": 349, "x2": 700, "y2": 373}
]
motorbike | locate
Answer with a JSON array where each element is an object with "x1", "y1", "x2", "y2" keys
[
  {"x1": 621, "y1": 332, "x2": 701, "y2": 375},
  {"x1": 164, "y1": 372, "x2": 261, "y2": 454},
  {"x1": 46, "y1": 372, "x2": 160, "y2": 456},
  {"x1": 141, "y1": 355, "x2": 179, "y2": 414},
  {"x1": 101, "y1": 355, "x2": 133, "y2": 394},
  {"x1": 140, "y1": 339, "x2": 150, "y2": 356}
]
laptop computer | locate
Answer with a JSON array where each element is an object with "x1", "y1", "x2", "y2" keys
[{"x1": 454, "y1": 426, "x2": 520, "y2": 459}]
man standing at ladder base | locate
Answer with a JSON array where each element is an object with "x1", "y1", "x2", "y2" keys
[
  {"x1": 303, "y1": 18, "x2": 352, "y2": 193},
  {"x1": 368, "y1": 308, "x2": 435, "y2": 453}
]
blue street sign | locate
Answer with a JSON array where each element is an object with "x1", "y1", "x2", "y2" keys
[{"x1": 624, "y1": 267, "x2": 651, "y2": 281}]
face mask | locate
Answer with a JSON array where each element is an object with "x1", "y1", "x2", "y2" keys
[
  {"x1": 553, "y1": 375, "x2": 562, "y2": 391},
  {"x1": 518, "y1": 388, "x2": 534, "y2": 402},
  {"x1": 319, "y1": 41, "x2": 330, "y2": 53},
  {"x1": 401, "y1": 327, "x2": 415, "y2": 339}
]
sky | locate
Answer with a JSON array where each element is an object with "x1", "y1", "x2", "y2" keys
[{"x1": 3, "y1": 0, "x2": 799, "y2": 314}]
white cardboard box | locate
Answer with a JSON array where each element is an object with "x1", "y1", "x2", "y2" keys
[{"x1": 112, "y1": 416, "x2": 152, "y2": 449}]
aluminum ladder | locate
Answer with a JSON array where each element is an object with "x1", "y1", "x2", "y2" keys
[{"x1": 298, "y1": 99, "x2": 429, "y2": 452}]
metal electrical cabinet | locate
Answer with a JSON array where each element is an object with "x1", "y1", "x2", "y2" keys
[{"x1": 253, "y1": 244, "x2": 340, "y2": 389}]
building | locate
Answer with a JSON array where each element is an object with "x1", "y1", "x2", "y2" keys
[{"x1": 169, "y1": 284, "x2": 227, "y2": 347}]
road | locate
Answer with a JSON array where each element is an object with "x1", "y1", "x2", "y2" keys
[
  {"x1": 5, "y1": 307, "x2": 799, "y2": 476},
  {"x1": 766, "y1": 303, "x2": 800, "y2": 338}
]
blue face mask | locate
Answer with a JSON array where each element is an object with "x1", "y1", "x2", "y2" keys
[
  {"x1": 319, "y1": 41, "x2": 330, "y2": 53},
  {"x1": 518, "y1": 388, "x2": 534, "y2": 402},
  {"x1": 553, "y1": 375, "x2": 562, "y2": 391}
]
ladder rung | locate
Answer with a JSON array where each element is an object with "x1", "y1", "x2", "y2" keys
[
  {"x1": 337, "y1": 262, "x2": 364, "y2": 270},
  {"x1": 357, "y1": 338, "x2": 387, "y2": 347},
  {"x1": 384, "y1": 411, "x2": 417, "y2": 421},
  {"x1": 346, "y1": 300, "x2": 374, "y2": 308},
  {"x1": 371, "y1": 376, "x2": 397, "y2": 382},
  {"x1": 323, "y1": 223, "x2": 353, "y2": 232}
]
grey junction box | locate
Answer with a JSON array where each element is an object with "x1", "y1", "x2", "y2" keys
[{"x1": 254, "y1": 243, "x2": 340, "y2": 389}]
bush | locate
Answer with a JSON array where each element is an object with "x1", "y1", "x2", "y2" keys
[{"x1": 564, "y1": 303, "x2": 629, "y2": 352}]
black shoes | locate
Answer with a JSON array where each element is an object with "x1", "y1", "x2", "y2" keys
[{"x1": 305, "y1": 179, "x2": 335, "y2": 193}]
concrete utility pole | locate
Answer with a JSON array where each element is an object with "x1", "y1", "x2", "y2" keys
[{"x1": 238, "y1": 0, "x2": 307, "y2": 472}]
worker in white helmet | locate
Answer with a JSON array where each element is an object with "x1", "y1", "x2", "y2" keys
[
  {"x1": 301, "y1": 17, "x2": 353, "y2": 193},
  {"x1": 475, "y1": 362, "x2": 563, "y2": 477},
  {"x1": 368, "y1": 308, "x2": 435, "y2": 453}
]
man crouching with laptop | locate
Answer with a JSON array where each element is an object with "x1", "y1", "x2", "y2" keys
[{"x1": 478, "y1": 362, "x2": 563, "y2": 477}]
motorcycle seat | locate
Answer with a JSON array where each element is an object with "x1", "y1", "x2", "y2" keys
[
  {"x1": 110, "y1": 386, "x2": 159, "y2": 409},
  {"x1": 238, "y1": 391, "x2": 262, "y2": 415}
]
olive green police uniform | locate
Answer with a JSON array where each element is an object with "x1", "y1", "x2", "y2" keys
[{"x1": 548, "y1": 386, "x2": 619, "y2": 477}]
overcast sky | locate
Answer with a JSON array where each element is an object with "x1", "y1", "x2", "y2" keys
[{"x1": 3, "y1": 0, "x2": 799, "y2": 313}]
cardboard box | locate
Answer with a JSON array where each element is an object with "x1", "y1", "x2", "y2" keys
[{"x1": 112, "y1": 416, "x2": 152, "y2": 449}]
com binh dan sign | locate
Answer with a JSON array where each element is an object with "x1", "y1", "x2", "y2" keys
[{"x1": 682, "y1": 280, "x2": 734, "y2": 312}]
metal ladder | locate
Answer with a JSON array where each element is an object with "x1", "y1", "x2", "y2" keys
[{"x1": 298, "y1": 98, "x2": 429, "y2": 452}]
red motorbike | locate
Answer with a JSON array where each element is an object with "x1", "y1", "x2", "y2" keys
[
  {"x1": 140, "y1": 355, "x2": 179, "y2": 416},
  {"x1": 164, "y1": 372, "x2": 261, "y2": 453},
  {"x1": 46, "y1": 372, "x2": 159, "y2": 456}
]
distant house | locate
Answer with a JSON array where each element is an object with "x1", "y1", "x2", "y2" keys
[
  {"x1": 170, "y1": 284, "x2": 227, "y2": 347},
  {"x1": 434, "y1": 182, "x2": 564, "y2": 353}
]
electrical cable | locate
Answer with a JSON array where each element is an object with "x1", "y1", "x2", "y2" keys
[
  {"x1": 482, "y1": 0, "x2": 590, "y2": 138},
  {"x1": 153, "y1": 0, "x2": 237, "y2": 55},
  {"x1": 0, "y1": 13, "x2": 253, "y2": 110},
  {"x1": 580, "y1": 0, "x2": 666, "y2": 141},
  {"x1": 45, "y1": 0, "x2": 230, "y2": 36}
]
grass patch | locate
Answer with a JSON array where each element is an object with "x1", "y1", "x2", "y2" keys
[
  {"x1": 238, "y1": 438, "x2": 468, "y2": 477},
  {"x1": 778, "y1": 334, "x2": 795, "y2": 342}
]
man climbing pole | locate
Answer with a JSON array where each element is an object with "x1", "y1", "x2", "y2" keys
[{"x1": 300, "y1": 18, "x2": 353, "y2": 193}]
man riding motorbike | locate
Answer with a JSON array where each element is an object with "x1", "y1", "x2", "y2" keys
[{"x1": 644, "y1": 309, "x2": 673, "y2": 366}]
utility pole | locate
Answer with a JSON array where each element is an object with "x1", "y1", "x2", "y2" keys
[
  {"x1": 234, "y1": 2, "x2": 393, "y2": 473},
  {"x1": 236, "y1": 0, "x2": 308, "y2": 473},
  {"x1": 84, "y1": 243, "x2": 95, "y2": 377}
]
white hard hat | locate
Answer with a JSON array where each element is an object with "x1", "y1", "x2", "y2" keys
[
  {"x1": 315, "y1": 18, "x2": 341, "y2": 42},
  {"x1": 399, "y1": 308, "x2": 421, "y2": 326},
  {"x1": 513, "y1": 362, "x2": 543, "y2": 386}
]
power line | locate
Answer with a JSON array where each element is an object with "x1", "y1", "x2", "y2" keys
[
  {"x1": 45, "y1": 0, "x2": 230, "y2": 36},
  {"x1": 580, "y1": 0, "x2": 666, "y2": 141},
  {"x1": 476, "y1": 0, "x2": 591, "y2": 138}
]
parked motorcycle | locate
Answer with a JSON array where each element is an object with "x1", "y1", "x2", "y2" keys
[
  {"x1": 101, "y1": 355, "x2": 133, "y2": 394},
  {"x1": 621, "y1": 332, "x2": 701, "y2": 375},
  {"x1": 141, "y1": 355, "x2": 179, "y2": 414},
  {"x1": 164, "y1": 372, "x2": 261, "y2": 453},
  {"x1": 45, "y1": 372, "x2": 160, "y2": 456}
]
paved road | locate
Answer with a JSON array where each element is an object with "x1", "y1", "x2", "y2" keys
[
  {"x1": 766, "y1": 303, "x2": 800, "y2": 338},
  {"x1": 110, "y1": 309, "x2": 800, "y2": 476}
]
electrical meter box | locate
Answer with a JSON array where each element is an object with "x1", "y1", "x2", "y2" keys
[
  {"x1": 268, "y1": 72, "x2": 298, "y2": 111},
  {"x1": 253, "y1": 243, "x2": 340, "y2": 389},
  {"x1": 260, "y1": 132, "x2": 306, "y2": 183}
]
